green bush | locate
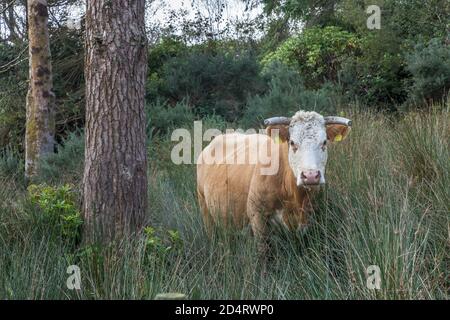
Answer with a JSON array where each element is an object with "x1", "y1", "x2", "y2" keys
[
  {"x1": 27, "y1": 183, "x2": 82, "y2": 244},
  {"x1": 148, "y1": 37, "x2": 187, "y2": 74},
  {"x1": 146, "y1": 100, "x2": 195, "y2": 136},
  {"x1": 144, "y1": 226, "x2": 183, "y2": 255},
  {"x1": 338, "y1": 31, "x2": 408, "y2": 108},
  {"x1": 201, "y1": 114, "x2": 228, "y2": 132},
  {"x1": 262, "y1": 26, "x2": 359, "y2": 88},
  {"x1": 154, "y1": 50, "x2": 265, "y2": 121},
  {"x1": 147, "y1": 37, "x2": 188, "y2": 101},
  {"x1": 405, "y1": 38, "x2": 450, "y2": 105},
  {"x1": 338, "y1": 0, "x2": 449, "y2": 41},
  {"x1": 240, "y1": 62, "x2": 340, "y2": 128}
]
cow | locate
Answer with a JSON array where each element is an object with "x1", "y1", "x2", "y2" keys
[{"x1": 196, "y1": 110, "x2": 352, "y2": 253}]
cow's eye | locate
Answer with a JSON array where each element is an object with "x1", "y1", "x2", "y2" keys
[
  {"x1": 290, "y1": 141, "x2": 298, "y2": 152},
  {"x1": 321, "y1": 140, "x2": 327, "y2": 150}
]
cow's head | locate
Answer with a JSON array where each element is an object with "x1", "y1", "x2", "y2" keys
[{"x1": 265, "y1": 111, "x2": 351, "y2": 189}]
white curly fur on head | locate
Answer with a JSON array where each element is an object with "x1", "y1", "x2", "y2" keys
[
  {"x1": 290, "y1": 110, "x2": 325, "y2": 125},
  {"x1": 287, "y1": 110, "x2": 328, "y2": 187}
]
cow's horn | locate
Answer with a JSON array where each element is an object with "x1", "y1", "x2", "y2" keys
[
  {"x1": 264, "y1": 116, "x2": 292, "y2": 126},
  {"x1": 324, "y1": 116, "x2": 352, "y2": 127}
]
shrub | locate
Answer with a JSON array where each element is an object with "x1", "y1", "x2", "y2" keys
[
  {"x1": 262, "y1": 26, "x2": 359, "y2": 88},
  {"x1": 148, "y1": 37, "x2": 187, "y2": 74},
  {"x1": 144, "y1": 226, "x2": 183, "y2": 255},
  {"x1": 146, "y1": 100, "x2": 195, "y2": 136},
  {"x1": 240, "y1": 62, "x2": 340, "y2": 128},
  {"x1": 147, "y1": 37, "x2": 188, "y2": 101},
  {"x1": 201, "y1": 114, "x2": 228, "y2": 132},
  {"x1": 405, "y1": 38, "x2": 450, "y2": 105},
  {"x1": 154, "y1": 50, "x2": 265, "y2": 121},
  {"x1": 27, "y1": 183, "x2": 82, "y2": 244},
  {"x1": 338, "y1": 31, "x2": 409, "y2": 108}
]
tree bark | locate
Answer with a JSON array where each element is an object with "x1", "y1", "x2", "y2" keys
[
  {"x1": 25, "y1": 0, "x2": 55, "y2": 180},
  {"x1": 83, "y1": 0, "x2": 148, "y2": 243}
]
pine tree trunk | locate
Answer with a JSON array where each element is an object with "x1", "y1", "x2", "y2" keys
[
  {"x1": 83, "y1": 0, "x2": 148, "y2": 243},
  {"x1": 25, "y1": 0, "x2": 55, "y2": 180}
]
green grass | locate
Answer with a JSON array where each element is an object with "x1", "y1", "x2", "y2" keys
[{"x1": 0, "y1": 108, "x2": 448, "y2": 299}]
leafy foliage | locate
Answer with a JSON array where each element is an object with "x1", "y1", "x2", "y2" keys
[
  {"x1": 153, "y1": 49, "x2": 266, "y2": 121},
  {"x1": 262, "y1": 0, "x2": 342, "y2": 27},
  {"x1": 241, "y1": 62, "x2": 340, "y2": 127},
  {"x1": 338, "y1": 31, "x2": 409, "y2": 108},
  {"x1": 334, "y1": 0, "x2": 449, "y2": 108},
  {"x1": 146, "y1": 100, "x2": 195, "y2": 136},
  {"x1": 405, "y1": 39, "x2": 450, "y2": 105},
  {"x1": 339, "y1": 0, "x2": 450, "y2": 41},
  {"x1": 144, "y1": 225, "x2": 183, "y2": 255},
  {"x1": 148, "y1": 37, "x2": 187, "y2": 74},
  {"x1": 262, "y1": 26, "x2": 359, "y2": 88},
  {"x1": 27, "y1": 183, "x2": 82, "y2": 244}
]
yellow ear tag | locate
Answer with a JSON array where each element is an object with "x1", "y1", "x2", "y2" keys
[
  {"x1": 334, "y1": 134, "x2": 343, "y2": 142},
  {"x1": 274, "y1": 136, "x2": 281, "y2": 144}
]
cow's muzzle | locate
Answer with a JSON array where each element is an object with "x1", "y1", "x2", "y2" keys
[{"x1": 300, "y1": 170, "x2": 321, "y2": 185}]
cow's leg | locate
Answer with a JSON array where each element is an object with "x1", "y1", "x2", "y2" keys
[
  {"x1": 247, "y1": 198, "x2": 270, "y2": 259},
  {"x1": 197, "y1": 188, "x2": 213, "y2": 237}
]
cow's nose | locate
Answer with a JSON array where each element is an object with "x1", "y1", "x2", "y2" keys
[{"x1": 300, "y1": 170, "x2": 321, "y2": 185}]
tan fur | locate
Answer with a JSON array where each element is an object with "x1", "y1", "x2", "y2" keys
[{"x1": 196, "y1": 132, "x2": 314, "y2": 250}]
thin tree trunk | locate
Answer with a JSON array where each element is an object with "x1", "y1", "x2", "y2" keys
[
  {"x1": 25, "y1": 0, "x2": 55, "y2": 180},
  {"x1": 7, "y1": 4, "x2": 18, "y2": 41},
  {"x1": 83, "y1": 0, "x2": 148, "y2": 243},
  {"x1": 24, "y1": 0, "x2": 28, "y2": 40}
]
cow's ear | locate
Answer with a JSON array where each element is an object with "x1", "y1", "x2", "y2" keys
[
  {"x1": 326, "y1": 124, "x2": 351, "y2": 143},
  {"x1": 266, "y1": 125, "x2": 289, "y2": 143}
]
